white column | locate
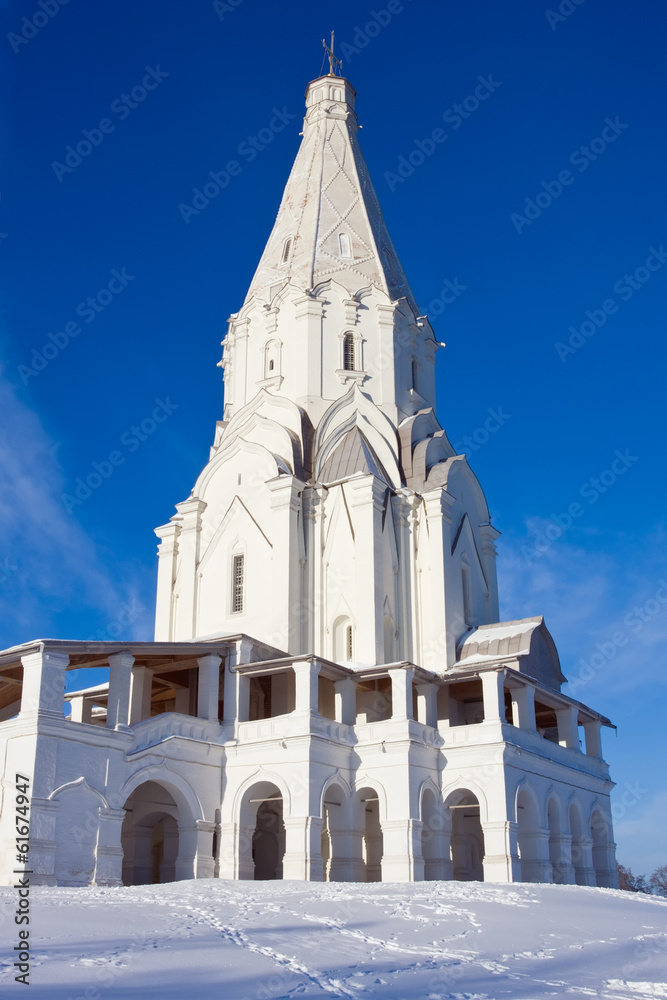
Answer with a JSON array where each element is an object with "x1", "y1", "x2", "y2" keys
[
  {"x1": 334, "y1": 677, "x2": 357, "y2": 725},
  {"x1": 347, "y1": 476, "x2": 387, "y2": 664},
  {"x1": 421, "y1": 489, "x2": 456, "y2": 668},
  {"x1": 391, "y1": 494, "x2": 417, "y2": 662},
  {"x1": 557, "y1": 705, "x2": 580, "y2": 749},
  {"x1": 154, "y1": 522, "x2": 179, "y2": 641},
  {"x1": 129, "y1": 665, "x2": 153, "y2": 724},
  {"x1": 20, "y1": 649, "x2": 69, "y2": 719},
  {"x1": 69, "y1": 695, "x2": 92, "y2": 724},
  {"x1": 388, "y1": 666, "x2": 415, "y2": 720},
  {"x1": 416, "y1": 682, "x2": 438, "y2": 727},
  {"x1": 93, "y1": 808, "x2": 126, "y2": 886},
  {"x1": 511, "y1": 684, "x2": 537, "y2": 731},
  {"x1": 267, "y1": 476, "x2": 305, "y2": 655},
  {"x1": 481, "y1": 669, "x2": 505, "y2": 723},
  {"x1": 197, "y1": 653, "x2": 221, "y2": 721},
  {"x1": 482, "y1": 821, "x2": 519, "y2": 883},
  {"x1": 106, "y1": 651, "x2": 134, "y2": 729},
  {"x1": 293, "y1": 661, "x2": 320, "y2": 714},
  {"x1": 583, "y1": 719, "x2": 602, "y2": 757},
  {"x1": 282, "y1": 816, "x2": 324, "y2": 881},
  {"x1": 381, "y1": 819, "x2": 423, "y2": 882}
]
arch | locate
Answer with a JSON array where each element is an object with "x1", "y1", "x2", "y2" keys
[
  {"x1": 320, "y1": 778, "x2": 355, "y2": 882},
  {"x1": 120, "y1": 781, "x2": 181, "y2": 886},
  {"x1": 590, "y1": 805, "x2": 615, "y2": 887},
  {"x1": 333, "y1": 614, "x2": 355, "y2": 662},
  {"x1": 420, "y1": 782, "x2": 450, "y2": 881},
  {"x1": 263, "y1": 338, "x2": 282, "y2": 379},
  {"x1": 238, "y1": 780, "x2": 285, "y2": 880},
  {"x1": 355, "y1": 785, "x2": 384, "y2": 882},
  {"x1": 568, "y1": 799, "x2": 589, "y2": 885},
  {"x1": 444, "y1": 788, "x2": 485, "y2": 881},
  {"x1": 516, "y1": 783, "x2": 550, "y2": 883},
  {"x1": 117, "y1": 764, "x2": 203, "y2": 827},
  {"x1": 313, "y1": 384, "x2": 402, "y2": 488},
  {"x1": 51, "y1": 779, "x2": 108, "y2": 886},
  {"x1": 547, "y1": 795, "x2": 565, "y2": 884},
  {"x1": 342, "y1": 332, "x2": 356, "y2": 371},
  {"x1": 234, "y1": 772, "x2": 292, "y2": 880}
]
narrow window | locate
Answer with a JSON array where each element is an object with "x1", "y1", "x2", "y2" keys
[
  {"x1": 411, "y1": 358, "x2": 418, "y2": 391},
  {"x1": 232, "y1": 554, "x2": 245, "y2": 614},
  {"x1": 339, "y1": 233, "x2": 351, "y2": 258},
  {"x1": 346, "y1": 624, "x2": 353, "y2": 660},
  {"x1": 281, "y1": 237, "x2": 293, "y2": 264},
  {"x1": 269, "y1": 359, "x2": 274, "y2": 371},
  {"x1": 343, "y1": 333, "x2": 355, "y2": 371}
]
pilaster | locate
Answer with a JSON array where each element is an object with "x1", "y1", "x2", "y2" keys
[{"x1": 347, "y1": 475, "x2": 387, "y2": 664}]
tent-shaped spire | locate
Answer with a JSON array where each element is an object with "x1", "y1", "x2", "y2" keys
[{"x1": 246, "y1": 73, "x2": 419, "y2": 314}]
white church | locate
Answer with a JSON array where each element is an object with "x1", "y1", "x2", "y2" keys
[{"x1": 0, "y1": 66, "x2": 618, "y2": 889}]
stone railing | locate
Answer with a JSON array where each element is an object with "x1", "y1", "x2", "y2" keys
[
  {"x1": 441, "y1": 719, "x2": 610, "y2": 778},
  {"x1": 129, "y1": 713, "x2": 222, "y2": 754}
]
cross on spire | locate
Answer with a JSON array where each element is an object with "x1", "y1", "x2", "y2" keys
[{"x1": 322, "y1": 30, "x2": 342, "y2": 76}]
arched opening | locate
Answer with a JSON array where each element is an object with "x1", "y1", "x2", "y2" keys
[
  {"x1": 238, "y1": 781, "x2": 285, "y2": 881},
  {"x1": 547, "y1": 797, "x2": 564, "y2": 884},
  {"x1": 333, "y1": 615, "x2": 354, "y2": 663},
  {"x1": 421, "y1": 787, "x2": 450, "y2": 880},
  {"x1": 343, "y1": 333, "x2": 355, "y2": 371},
  {"x1": 569, "y1": 801, "x2": 588, "y2": 885},
  {"x1": 446, "y1": 789, "x2": 484, "y2": 881},
  {"x1": 121, "y1": 781, "x2": 180, "y2": 886},
  {"x1": 321, "y1": 782, "x2": 351, "y2": 882},
  {"x1": 516, "y1": 786, "x2": 548, "y2": 883},
  {"x1": 591, "y1": 808, "x2": 613, "y2": 887},
  {"x1": 357, "y1": 787, "x2": 383, "y2": 882}
]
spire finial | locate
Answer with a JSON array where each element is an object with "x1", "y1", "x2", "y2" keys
[{"x1": 322, "y1": 30, "x2": 342, "y2": 76}]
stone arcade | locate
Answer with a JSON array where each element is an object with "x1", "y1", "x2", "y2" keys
[{"x1": 0, "y1": 68, "x2": 618, "y2": 889}]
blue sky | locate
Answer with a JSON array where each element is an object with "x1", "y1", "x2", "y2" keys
[{"x1": 1, "y1": 0, "x2": 665, "y2": 874}]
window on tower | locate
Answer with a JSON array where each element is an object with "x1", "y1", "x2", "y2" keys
[
  {"x1": 343, "y1": 333, "x2": 355, "y2": 371},
  {"x1": 281, "y1": 236, "x2": 293, "y2": 264},
  {"x1": 411, "y1": 358, "x2": 418, "y2": 392},
  {"x1": 346, "y1": 625, "x2": 353, "y2": 660},
  {"x1": 232, "y1": 554, "x2": 245, "y2": 614},
  {"x1": 339, "y1": 233, "x2": 351, "y2": 258}
]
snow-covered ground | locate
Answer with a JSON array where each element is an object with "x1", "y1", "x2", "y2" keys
[{"x1": 2, "y1": 880, "x2": 666, "y2": 999}]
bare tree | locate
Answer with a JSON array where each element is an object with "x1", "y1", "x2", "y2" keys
[
  {"x1": 649, "y1": 864, "x2": 667, "y2": 896},
  {"x1": 617, "y1": 862, "x2": 650, "y2": 893}
]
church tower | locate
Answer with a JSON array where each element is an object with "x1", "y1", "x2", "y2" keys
[
  {"x1": 0, "y1": 59, "x2": 618, "y2": 891},
  {"x1": 154, "y1": 70, "x2": 501, "y2": 673}
]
